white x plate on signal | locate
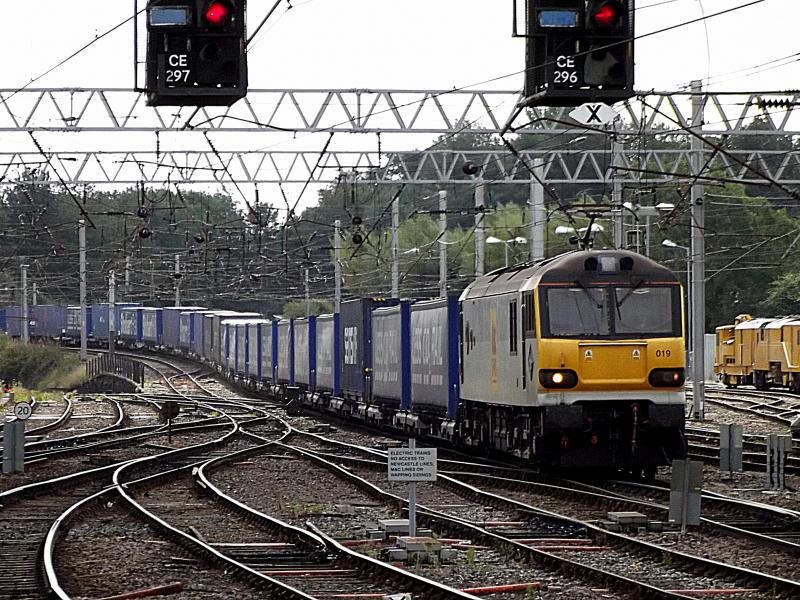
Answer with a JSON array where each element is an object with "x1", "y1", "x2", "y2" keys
[{"x1": 569, "y1": 102, "x2": 619, "y2": 126}]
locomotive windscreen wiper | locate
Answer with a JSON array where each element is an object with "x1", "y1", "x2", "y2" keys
[
  {"x1": 574, "y1": 280, "x2": 604, "y2": 309},
  {"x1": 615, "y1": 279, "x2": 645, "y2": 313}
]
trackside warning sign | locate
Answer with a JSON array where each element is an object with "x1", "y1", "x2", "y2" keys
[{"x1": 387, "y1": 447, "x2": 437, "y2": 482}]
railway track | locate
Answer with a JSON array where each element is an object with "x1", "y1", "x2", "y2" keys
[
  {"x1": 273, "y1": 428, "x2": 800, "y2": 598},
  {"x1": 6, "y1": 348, "x2": 800, "y2": 598}
]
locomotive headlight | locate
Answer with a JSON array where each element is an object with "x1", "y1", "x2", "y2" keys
[
  {"x1": 539, "y1": 369, "x2": 578, "y2": 389},
  {"x1": 649, "y1": 368, "x2": 686, "y2": 388}
]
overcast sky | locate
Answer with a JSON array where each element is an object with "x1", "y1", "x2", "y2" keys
[
  {"x1": 0, "y1": 0, "x2": 793, "y2": 91},
  {"x1": 0, "y1": 0, "x2": 795, "y2": 210}
]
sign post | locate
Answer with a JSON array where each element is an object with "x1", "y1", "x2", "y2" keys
[
  {"x1": 3, "y1": 402, "x2": 31, "y2": 474},
  {"x1": 669, "y1": 458, "x2": 702, "y2": 532},
  {"x1": 767, "y1": 434, "x2": 791, "y2": 490},
  {"x1": 720, "y1": 424, "x2": 743, "y2": 474},
  {"x1": 388, "y1": 439, "x2": 437, "y2": 538},
  {"x1": 160, "y1": 400, "x2": 180, "y2": 444}
]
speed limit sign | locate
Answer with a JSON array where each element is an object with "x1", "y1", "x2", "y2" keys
[{"x1": 13, "y1": 402, "x2": 32, "y2": 421}]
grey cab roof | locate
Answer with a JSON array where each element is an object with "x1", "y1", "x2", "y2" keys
[{"x1": 460, "y1": 249, "x2": 678, "y2": 300}]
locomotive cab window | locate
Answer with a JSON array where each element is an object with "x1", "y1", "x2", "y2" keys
[
  {"x1": 509, "y1": 301, "x2": 518, "y2": 355},
  {"x1": 540, "y1": 284, "x2": 681, "y2": 339},
  {"x1": 522, "y1": 291, "x2": 536, "y2": 338}
]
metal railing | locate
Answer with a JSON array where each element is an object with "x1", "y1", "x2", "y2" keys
[{"x1": 85, "y1": 354, "x2": 145, "y2": 385}]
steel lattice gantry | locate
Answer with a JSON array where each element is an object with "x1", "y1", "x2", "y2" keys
[
  {"x1": 3, "y1": 148, "x2": 800, "y2": 186},
  {"x1": 1, "y1": 88, "x2": 799, "y2": 185}
]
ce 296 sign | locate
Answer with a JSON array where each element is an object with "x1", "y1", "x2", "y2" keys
[
  {"x1": 552, "y1": 55, "x2": 583, "y2": 87},
  {"x1": 163, "y1": 53, "x2": 191, "y2": 85}
]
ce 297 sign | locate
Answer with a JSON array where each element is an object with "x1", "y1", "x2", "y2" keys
[
  {"x1": 552, "y1": 55, "x2": 583, "y2": 87},
  {"x1": 163, "y1": 53, "x2": 191, "y2": 85}
]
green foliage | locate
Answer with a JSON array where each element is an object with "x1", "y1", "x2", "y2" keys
[
  {"x1": 0, "y1": 340, "x2": 81, "y2": 389},
  {"x1": 760, "y1": 272, "x2": 800, "y2": 316},
  {"x1": 281, "y1": 299, "x2": 334, "y2": 318},
  {"x1": 0, "y1": 174, "x2": 278, "y2": 309}
]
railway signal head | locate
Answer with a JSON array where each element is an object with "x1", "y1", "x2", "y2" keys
[
  {"x1": 588, "y1": 1, "x2": 624, "y2": 30},
  {"x1": 523, "y1": 0, "x2": 635, "y2": 107},
  {"x1": 203, "y1": 1, "x2": 233, "y2": 28},
  {"x1": 145, "y1": 0, "x2": 248, "y2": 107}
]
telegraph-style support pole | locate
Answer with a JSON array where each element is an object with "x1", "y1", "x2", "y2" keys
[
  {"x1": 31, "y1": 282, "x2": 38, "y2": 306},
  {"x1": 475, "y1": 180, "x2": 486, "y2": 276},
  {"x1": 391, "y1": 195, "x2": 400, "y2": 298},
  {"x1": 125, "y1": 255, "x2": 132, "y2": 297},
  {"x1": 21, "y1": 263, "x2": 29, "y2": 345},
  {"x1": 304, "y1": 267, "x2": 311, "y2": 316},
  {"x1": 612, "y1": 139, "x2": 624, "y2": 249},
  {"x1": 334, "y1": 219, "x2": 342, "y2": 313},
  {"x1": 690, "y1": 80, "x2": 706, "y2": 420},
  {"x1": 531, "y1": 164, "x2": 546, "y2": 262},
  {"x1": 438, "y1": 191, "x2": 448, "y2": 298},
  {"x1": 79, "y1": 219, "x2": 88, "y2": 361},
  {"x1": 109, "y1": 269, "x2": 116, "y2": 359},
  {"x1": 174, "y1": 254, "x2": 181, "y2": 307}
]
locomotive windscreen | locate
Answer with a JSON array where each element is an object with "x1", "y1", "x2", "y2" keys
[{"x1": 541, "y1": 285, "x2": 681, "y2": 339}]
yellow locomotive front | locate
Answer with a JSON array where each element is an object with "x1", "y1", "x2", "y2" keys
[{"x1": 533, "y1": 252, "x2": 686, "y2": 470}]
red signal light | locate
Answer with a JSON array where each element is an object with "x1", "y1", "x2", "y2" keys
[
  {"x1": 205, "y1": 2, "x2": 231, "y2": 26},
  {"x1": 593, "y1": 2, "x2": 622, "y2": 29}
]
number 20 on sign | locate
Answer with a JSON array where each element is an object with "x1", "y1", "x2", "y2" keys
[{"x1": 14, "y1": 402, "x2": 32, "y2": 421}]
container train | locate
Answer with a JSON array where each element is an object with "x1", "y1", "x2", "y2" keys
[
  {"x1": 0, "y1": 249, "x2": 687, "y2": 471},
  {"x1": 715, "y1": 314, "x2": 800, "y2": 391}
]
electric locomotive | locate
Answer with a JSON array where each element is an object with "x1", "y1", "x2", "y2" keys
[{"x1": 459, "y1": 249, "x2": 687, "y2": 470}]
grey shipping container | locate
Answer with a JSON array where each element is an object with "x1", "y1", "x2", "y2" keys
[{"x1": 277, "y1": 319, "x2": 293, "y2": 384}]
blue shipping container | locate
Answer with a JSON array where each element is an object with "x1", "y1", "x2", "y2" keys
[
  {"x1": 371, "y1": 303, "x2": 411, "y2": 408},
  {"x1": 339, "y1": 299, "x2": 399, "y2": 402},
  {"x1": 410, "y1": 297, "x2": 460, "y2": 418}
]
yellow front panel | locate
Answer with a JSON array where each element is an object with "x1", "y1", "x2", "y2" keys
[
  {"x1": 538, "y1": 338, "x2": 685, "y2": 392},
  {"x1": 579, "y1": 342, "x2": 648, "y2": 385}
]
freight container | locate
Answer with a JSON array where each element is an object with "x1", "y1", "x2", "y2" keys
[
  {"x1": 141, "y1": 308, "x2": 163, "y2": 346},
  {"x1": 31, "y1": 305, "x2": 68, "y2": 339},
  {"x1": 314, "y1": 314, "x2": 339, "y2": 395},
  {"x1": 91, "y1": 303, "x2": 140, "y2": 341},
  {"x1": 5, "y1": 306, "x2": 25, "y2": 338},
  {"x1": 247, "y1": 320, "x2": 268, "y2": 380},
  {"x1": 118, "y1": 307, "x2": 141, "y2": 344},
  {"x1": 340, "y1": 298, "x2": 399, "y2": 402},
  {"x1": 205, "y1": 311, "x2": 260, "y2": 366},
  {"x1": 221, "y1": 319, "x2": 242, "y2": 372},
  {"x1": 293, "y1": 317, "x2": 316, "y2": 390},
  {"x1": 235, "y1": 322, "x2": 248, "y2": 377},
  {"x1": 261, "y1": 320, "x2": 277, "y2": 383},
  {"x1": 371, "y1": 304, "x2": 410, "y2": 408},
  {"x1": 185, "y1": 310, "x2": 215, "y2": 354},
  {"x1": 66, "y1": 306, "x2": 93, "y2": 338},
  {"x1": 410, "y1": 297, "x2": 460, "y2": 418},
  {"x1": 277, "y1": 319, "x2": 294, "y2": 384},
  {"x1": 164, "y1": 306, "x2": 204, "y2": 349}
]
